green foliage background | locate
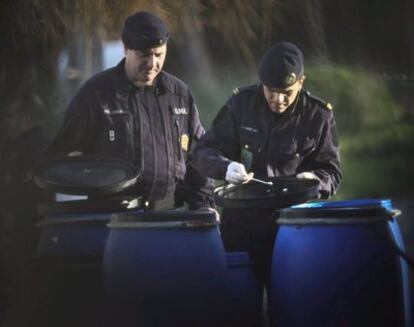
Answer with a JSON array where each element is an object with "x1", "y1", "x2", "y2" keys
[
  {"x1": 188, "y1": 64, "x2": 414, "y2": 200},
  {"x1": 306, "y1": 65, "x2": 414, "y2": 199}
]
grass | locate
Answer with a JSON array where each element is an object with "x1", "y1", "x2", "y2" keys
[{"x1": 335, "y1": 123, "x2": 414, "y2": 199}]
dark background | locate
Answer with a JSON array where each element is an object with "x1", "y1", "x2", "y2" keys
[{"x1": 1, "y1": 1, "x2": 414, "y2": 324}]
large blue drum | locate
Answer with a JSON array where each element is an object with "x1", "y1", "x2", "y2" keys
[
  {"x1": 30, "y1": 211, "x2": 115, "y2": 327},
  {"x1": 270, "y1": 199, "x2": 411, "y2": 327},
  {"x1": 25, "y1": 201, "x2": 140, "y2": 327},
  {"x1": 103, "y1": 210, "x2": 229, "y2": 327},
  {"x1": 37, "y1": 213, "x2": 111, "y2": 257},
  {"x1": 36, "y1": 196, "x2": 142, "y2": 256},
  {"x1": 225, "y1": 252, "x2": 262, "y2": 327}
]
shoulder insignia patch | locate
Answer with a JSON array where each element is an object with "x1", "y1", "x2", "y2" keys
[
  {"x1": 306, "y1": 90, "x2": 333, "y2": 111},
  {"x1": 232, "y1": 88, "x2": 240, "y2": 95}
]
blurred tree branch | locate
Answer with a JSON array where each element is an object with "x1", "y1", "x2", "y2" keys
[{"x1": 1, "y1": 0, "x2": 413, "y2": 119}]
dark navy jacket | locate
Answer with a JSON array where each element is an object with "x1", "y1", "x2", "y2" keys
[
  {"x1": 192, "y1": 84, "x2": 342, "y2": 198},
  {"x1": 45, "y1": 59, "x2": 213, "y2": 209}
]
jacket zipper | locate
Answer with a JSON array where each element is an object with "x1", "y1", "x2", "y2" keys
[{"x1": 175, "y1": 119, "x2": 183, "y2": 161}]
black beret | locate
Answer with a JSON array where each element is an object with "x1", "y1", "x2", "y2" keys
[
  {"x1": 258, "y1": 42, "x2": 304, "y2": 88},
  {"x1": 122, "y1": 11, "x2": 169, "y2": 50}
]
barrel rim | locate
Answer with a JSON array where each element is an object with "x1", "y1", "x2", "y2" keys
[
  {"x1": 276, "y1": 216, "x2": 391, "y2": 225},
  {"x1": 280, "y1": 206, "x2": 389, "y2": 217},
  {"x1": 277, "y1": 206, "x2": 396, "y2": 225},
  {"x1": 37, "y1": 196, "x2": 143, "y2": 215},
  {"x1": 107, "y1": 219, "x2": 219, "y2": 229},
  {"x1": 112, "y1": 210, "x2": 217, "y2": 223},
  {"x1": 37, "y1": 215, "x2": 112, "y2": 228}
]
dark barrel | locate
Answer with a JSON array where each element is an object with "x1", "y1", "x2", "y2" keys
[
  {"x1": 103, "y1": 210, "x2": 229, "y2": 327},
  {"x1": 22, "y1": 155, "x2": 142, "y2": 326},
  {"x1": 225, "y1": 252, "x2": 262, "y2": 327},
  {"x1": 32, "y1": 211, "x2": 113, "y2": 327},
  {"x1": 6, "y1": 197, "x2": 141, "y2": 327},
  {"x1": 37, "y1": 213, "x2": 110, "y2": 257},
  {"x1": 269, "y1": 199, "x2": 412, "y2": 327}
]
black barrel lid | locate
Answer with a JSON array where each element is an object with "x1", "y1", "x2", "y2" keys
[
  {"x1": 34, "y1": 155, "x2": 140, "y2": 195},
  {"x1": 213, "y1": 176, "x2": 319, "y2": 209}
]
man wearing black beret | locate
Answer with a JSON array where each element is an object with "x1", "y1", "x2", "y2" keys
[
  {"x1": 191, "y1": 41, "x2": 342, "y2": 315},
  {"x1": 45, "y1": 11, "x2": 213, "y2": 211}
]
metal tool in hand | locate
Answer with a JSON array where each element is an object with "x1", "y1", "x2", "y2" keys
[
  {"x1": 245, "y1": 173, "x2": 273, "y2": 185},
  {"x1": 249, "y1": 177, "x2": 273, "y2": 186}
]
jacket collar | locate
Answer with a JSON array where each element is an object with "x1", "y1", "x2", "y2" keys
[{"x1": 289, "y1": 90, "x2": 305, "y2": 117}]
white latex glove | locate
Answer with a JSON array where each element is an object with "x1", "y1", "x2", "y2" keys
[
  {"x1": 296, "y1": 172, "x2": 318, "y2": 180},
  {"x1": 225, "y1": 162, "x2": 248, "y2": 184}
]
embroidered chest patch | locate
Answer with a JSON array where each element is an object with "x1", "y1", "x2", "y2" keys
[{"x1": 180, "y1": 134, "x2": 189, "y2": 151}]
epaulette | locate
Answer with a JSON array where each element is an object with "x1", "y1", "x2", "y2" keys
[
  {"x1": 232, "y1": 84, "x2": 259, "y2": 95},
  {"x1": 305, "y1": 90, "x2": 333, "y2": 111}
]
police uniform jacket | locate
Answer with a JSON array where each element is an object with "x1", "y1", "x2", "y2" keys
[
  {"x1": 192, "y1": 84, "x2": 342, "y2": 199},
  {"x1": 45, "y1": 59, "x2": 212, "y2": 209}
]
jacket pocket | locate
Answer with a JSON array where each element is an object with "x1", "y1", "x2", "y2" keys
[
  {"x1": 281, "y1": 137, "x2": 315, "y2": 159},
  {"x1": 239, "y1": 128, "x2": 266, "y2": 171},
  {"x1": 297, "y1": 137, "x2": 316, "y2": 158},
  {"x1": 99, "y1": 108, "x2": 135, "y2": 160}
]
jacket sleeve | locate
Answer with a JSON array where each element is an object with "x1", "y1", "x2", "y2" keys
[
  {"x1": 43, "y1": 86, "x2": 95, "y2": 161},
  {"x1": 190, "y1": 96, "x2": 242, "y2": 180},
  {"x1": 176, "y1": 92, "x2": 215, "y2": 210},
  {"x1": 306, "y1": 111, "x2": 342, "y2": 198}
]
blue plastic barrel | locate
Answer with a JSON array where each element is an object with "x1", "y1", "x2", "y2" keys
[
  {"x1": 269, "y1": 199, "x2": 411, "y2": 327},
  {"x1": 103, "y1": 210, "x2": 229, "y2": 327},
  {"x1": 37, "y1": 213, "x2": 111, "y2": 256},
  {"x1": 225, "y1": 252, "x2": 262, "y2": 327},
  {"x1": 30, "y1": 212, "x2": 115, "y2": 327}
]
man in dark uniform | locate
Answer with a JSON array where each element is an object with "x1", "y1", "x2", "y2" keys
[
  {"x1": 45, "y1": 11, "x2": 213, "y2": 211},
  {"x1": 191, "y1": 42, "x2": 342, "y2": 306}
]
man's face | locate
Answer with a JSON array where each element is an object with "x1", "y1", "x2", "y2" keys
[
  {"x1": 263, "y1": 76, "x2": 305, "y2": 113},
  {"x1": 124, "y1": 44, "x2": 167, "y2": 87}
]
